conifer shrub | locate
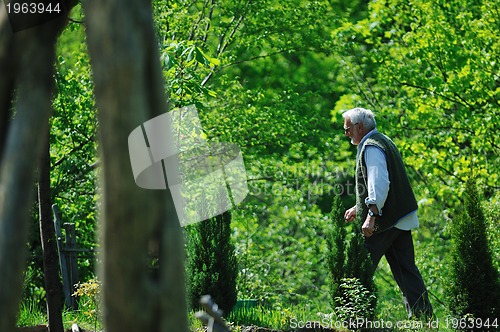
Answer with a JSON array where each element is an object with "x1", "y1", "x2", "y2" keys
[
  {"x1": 186, "y1": 211, "x2": 238, "y2": 315},
  {"x1": 326, "y1": 196, "x2": 377, "y2": 320},
  {"x1": 334, "y1": 278, "x2": 377, "y2": 324},
  {"x1": 447, "y1": 178, "x2": 500, "y2": 319},
  {"x1": 484, "y1": 192, "x2": 500, "y2": 274}
]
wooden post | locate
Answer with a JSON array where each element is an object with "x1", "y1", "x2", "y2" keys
[
  {"x1": 52, "y1": 205, "x2": 78, "y2": 310},
  {"x1": 52, "y1": 205, "x2": 71, "y2": 309},
  {"x1": 62, "y1": 223, "x2": 79, "y2": 310}
]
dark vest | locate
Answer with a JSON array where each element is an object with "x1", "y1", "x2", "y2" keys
[{"x1": 355, "y1": 132, "x2": 418, "y2": 233}]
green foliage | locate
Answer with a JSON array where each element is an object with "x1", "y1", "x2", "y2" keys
[
  {"x1": 228, "y1": 306, "x2": 295, "y2": 331},
  {"x1": 159, "y1": 40, "x2": 219, "y2": 108},
  {"x1": 152, "y1": 0, "x2": 370, "y2": 314},
  {"x1": 326, "y1": 196, "x2": 347, "y2": 303},
  {"x1": 331, "y1": 0, "x2": 500, "y2": 210},
  {"x1": 334, "y1": 277, "x2": 377, "y2": 323},
  {"x1": 22, "y1": 0, "x2": 498, "y2": 328},
  {"x1": 186, "y1": 211, "x2": 238, "y2": 315},
  {"x1": 152, "y1": 3, "x2": 354, "y2": 313},
  {"x1": 326, "y1": 196, "x2": 376, "y2": 319},
  {"x1": 231, "y1": 186, "x2": 331, "y2": 307},
  {"x1": 22, "y1": 253, "x2": 47, "y2": 310},
  {"x1": 447, "y1": 178, "x2": 500, "y2": 319},
  {"x1": 17, "y1": 299, "x2": 47, "y2": 328},
  {"x1": 17, "y1": 299, "x2": 103, "y2": 331},
  {"x1": 343, "y1": 228, "x2": 375, "y2": 296},
  {"x1": 484, "y1": 192, "x2": 500, "y2": 274}
]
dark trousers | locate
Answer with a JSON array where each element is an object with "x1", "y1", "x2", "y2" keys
[{"x1": 364, "y1": 227, "x2": 433, "y2": 319}]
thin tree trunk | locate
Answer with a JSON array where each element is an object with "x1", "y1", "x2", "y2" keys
[
  {"x1": 83, "y1": 1, "x2": 189, "y2": 331},
  {"x1": 38, "y1": 133, "x2": 64, "y2": 332},
  {"x1": 0, "y1": 6, "x2": 73, "y2": 331}
]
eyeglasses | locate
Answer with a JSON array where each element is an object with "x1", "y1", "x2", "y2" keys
[{"x1": 344, "y1": 123, "x2": 359, "y2": 134}]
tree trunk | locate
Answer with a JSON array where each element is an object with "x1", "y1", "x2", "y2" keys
[
  {"x1": 38, "y1": 133, "x2": 64, "y2": 332},
  {"x1": 83, "y1": 1, "x2": 189, "y2": 331},
  {"x1": 0, "y1": 5, "x2": 19, "y2": 161},
  {"x1": 0, "y1": 6, "x2": 73, "y2": 331}
]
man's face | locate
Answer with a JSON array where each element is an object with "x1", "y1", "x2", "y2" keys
[{"x1": 344, "y1": 117, "x2": 364, "y2": 145}]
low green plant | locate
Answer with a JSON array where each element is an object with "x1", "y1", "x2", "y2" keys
[
  {"x1": 17, "y1": 299, "x2": 47, "y2": 327},
  {"x1": 334, "y1": 277, "x2": 377, "y2": 325},
  {"x1": 17, "y1": 299, "x2": 98, "y2": 331},
  {"x1": 228, "y1": 306, "x2": 295, "y2": 330},
  {"x1": 327, "y1": 196, "x2": 377, "y2": 318},
  {"x1": 187, "y1": 310, "x2": 205, "y2": 332}
]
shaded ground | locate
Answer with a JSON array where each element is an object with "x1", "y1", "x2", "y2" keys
[
  {"x1": 198, "y1": 324, "x2": 343, "y2": 332},
  {"x1": 18, "y1": 325, "x2": 84, "y2": 332},
  {"x1": 239, "y1": 325, "x2": 339, "y2": 332},
  {"x1": 19, "y1": 324, "x2": 342, "y2": 332}
]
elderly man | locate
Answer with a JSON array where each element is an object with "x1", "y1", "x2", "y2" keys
[{"x1": 342, "y1": 107, "x2": 433, "y2": 319}]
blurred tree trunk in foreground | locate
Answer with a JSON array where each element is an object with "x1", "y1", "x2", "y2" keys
[
  {"x1": 0, "y1": 4, "x2": 74, "y2": 330},
  {"x1": 83, "y1": 0, "x2": 189, "y2": 331},
  {"x1": 0, "y1": 0, "x2": 188, "y2": 330}
]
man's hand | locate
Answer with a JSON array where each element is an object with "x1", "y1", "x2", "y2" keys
[
  {"x1": 344, "y1": 206, "x2": 357, "y2": 222},
  {"x1": 362, "y1": 215, "x2": 377, "y2": 237}
]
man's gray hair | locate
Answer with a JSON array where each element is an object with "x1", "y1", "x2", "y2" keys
[{"x1": 342, "y1": 107, "x2": 377, "y2": 131}]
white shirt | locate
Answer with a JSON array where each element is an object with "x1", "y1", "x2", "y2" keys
[{"x1": 360, "y1": 130, "x2": 419, "y2": 230}]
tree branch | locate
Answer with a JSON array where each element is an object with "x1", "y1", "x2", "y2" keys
[
  {"x1": 188, "y1": 0, "x2": 211, "y2": 41},
  {"x1": 392, "y1": 77, "x2": 470, "y2": 109},
  {"x1": 202, "y1": 1, "x2": 250, "y2": 86}
]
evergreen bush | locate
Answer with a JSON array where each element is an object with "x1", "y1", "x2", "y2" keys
[
  {"x1": 484, "y1": 192, "x2": 500, "y2": 274},
  {"x1": 334, "y1": 278, "x2": 377, "y2": 324},
  {"x1": 327, "y1": 196, "x2": 347, "y2": 303},
  {"x1": 326, "y1": 196, "x2": 377, "y2": 319},
  {"x1": 448, "y1": 178, "x2": 500, "y2": 319},
  {"x1": 186, "y1": 211, "x2": 238, "y2": 315}
]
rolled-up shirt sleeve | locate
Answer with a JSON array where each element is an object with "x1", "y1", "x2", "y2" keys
[{"x1": 364, "y1": 146, "x2": 390, "y2": 214}]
